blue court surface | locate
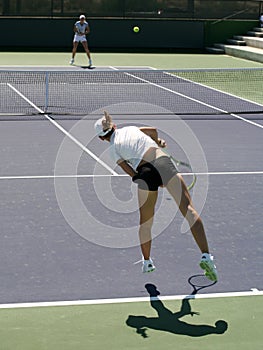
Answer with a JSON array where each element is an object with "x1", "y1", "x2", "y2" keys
[{"x1": 0, "y1": 65, "x2": 262, "y2": 349}]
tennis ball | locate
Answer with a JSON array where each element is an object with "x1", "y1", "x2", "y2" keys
[{"x1": 133, "y1": 26, "x2": 140, "y2": 33}]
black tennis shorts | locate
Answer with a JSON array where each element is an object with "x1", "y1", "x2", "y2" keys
[{"x1": 133, "y1": 156, "x2": 179, "y2": 191}]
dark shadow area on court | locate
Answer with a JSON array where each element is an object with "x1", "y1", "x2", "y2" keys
[{"x1": 126, "y1": 283, "x2": 228, "y2": 338}]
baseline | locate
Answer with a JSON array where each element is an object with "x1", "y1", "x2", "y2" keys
[{"x1": 0, "y1": 289, "x2": 262, "y2": 309}]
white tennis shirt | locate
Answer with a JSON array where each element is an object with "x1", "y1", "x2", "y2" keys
[
  {"x1": 110, "y1": 126, "x2": 158, "y2": 169},
  {"x1": 75, "y1": 20, "x2": 89, "y2": 34}
]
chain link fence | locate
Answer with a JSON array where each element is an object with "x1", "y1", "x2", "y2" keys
[{"x1": 0, "y1": 0, "x2": 262, "y2": 19}]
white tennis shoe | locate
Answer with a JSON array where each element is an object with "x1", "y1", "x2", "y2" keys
[
  {"x1": 199, "y1": 253, "x2": 218, "y2": 281},
  {"x1": 142, "y1": 258, "x2": 155, "y2": 273},
  {"x1": 69, "y1": 58, "x2": 74, "y2": 65}
]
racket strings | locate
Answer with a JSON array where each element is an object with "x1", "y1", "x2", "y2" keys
[
  {"x1": 173, "y1": 158, "x2": 197, "y2": 191},
  {"x1": 162, "y1": 148, "x2": 197, "y2": 191}
]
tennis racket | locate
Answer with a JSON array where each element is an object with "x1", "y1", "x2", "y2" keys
[
  {"x1": 188, "y1": 274, "x2": 217, "y2": 295},
  {"x1": 170, "y1": 155, "x2": 197, "y2": 191},
  {"x1": 160, "y1": 142, "x2": 196, "y2": 191},
  {"x1": 75, "y1": 25, "x2": 81, "y2": 35},
  {"x1": 156, "y1": 139, "x2": 196, "y2": 191}
]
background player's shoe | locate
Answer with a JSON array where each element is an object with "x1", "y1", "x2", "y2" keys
[
  {"x1": 199, "y1": 253, "x2": 218, "y2": 281},
  {"x1": 69, "y1": 58, "x2": 74, "y2": 65},
  {"x1": 142, "y1": 258, "x2": 155, "y2": 273}
]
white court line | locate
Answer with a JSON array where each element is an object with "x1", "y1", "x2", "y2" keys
[
  {"x1": 14, "y1": 82, "x2": 154, "y2": 86},
  {"x1": 125, "y1": 72, "x2": 263, "y2": 130},
  {"x1": 0, "y1": 171, "x2": 263, "y2": 181},
  {"x1": 6, "y1": 83, "x2": 118, "y2": 176},
  {"x1": 109, "y1": 66, "x2": 155, "y2": 70},
  {"x1": 0, "y1": 289, "x2": 262, "y2": 309},
  {"x1": 0, "y1": 174, "x2": 126, "y2": 180},
  {"x1": 82, "y1": 83, "x2": 151, "y2": 85},
  {"x1": 194, "y1": 171, "x2": 263, "y2": 175}
]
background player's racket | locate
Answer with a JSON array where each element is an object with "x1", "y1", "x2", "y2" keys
[
  {"x1": 188, "y1": 274, "x2": 217, "y2": 295},
  {"x1": 75, "y1": 26, "x2": 81, "y2": 35}
]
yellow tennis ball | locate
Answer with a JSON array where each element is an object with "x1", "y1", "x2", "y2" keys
[{"x1": 133, "y1": 26, "x2": 140, "y2": 33}]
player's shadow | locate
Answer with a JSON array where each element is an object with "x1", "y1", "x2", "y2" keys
[{"x1": 126, "y1": 284, "x2": 228, "y2": 338}]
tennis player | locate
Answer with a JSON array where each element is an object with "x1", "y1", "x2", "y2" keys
[
  {"x1": 94, "y1": 112, "x2": 218, "y2": 281},
  {"x1": 70, "y1": 15, "x2": 93, "y2": 67}
]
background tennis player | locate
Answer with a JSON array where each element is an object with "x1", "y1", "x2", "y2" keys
[
  {"x1": 70, "y1": 14, "x2": 93, "y2": 67},
  {"x1": 94, "y1": 112, "x2": 218, "y2": 281}
]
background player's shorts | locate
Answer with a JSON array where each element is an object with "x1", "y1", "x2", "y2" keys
[{"x1": 73, "y1": 34, "x2": 87, "y2": 43}]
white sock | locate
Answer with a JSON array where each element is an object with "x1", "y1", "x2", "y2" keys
[
  {"x1": 144, "y1": 258, "x2": 152, "y2": 263},
  {"x1": 202, "y1": 253, "x2": 212, "y2": 260}
]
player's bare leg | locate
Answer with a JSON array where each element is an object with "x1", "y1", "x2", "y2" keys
[
  {"x1": 166, "y1": 173, "x2": 217, "y2": 280},
  {"x1": 70, "y1": 42, "x2": 78, "y2": 64},
  {"x1": 71, "y1": 42, "x2": 78, "y2": 59},
  {"x1": 166, "y1": 174, "x2": 209, "y2": 253},
  {"x1": 138, "y1": 189, "x2": 158, "y2": 259},
  {"x1": 82, "y1": 41, "x2": 92, "y2": 64}
]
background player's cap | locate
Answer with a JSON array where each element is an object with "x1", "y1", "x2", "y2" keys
[
  {"x1": 79, "y1": 15, "x2": 85, "y2": 19},
  {"x1": 94, "y1": 111, "x2": 114, "y2": 137}
]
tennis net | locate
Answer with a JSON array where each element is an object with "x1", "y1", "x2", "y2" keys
[{"x1": 0, "y1": 68, "x2": 263, "y2": 119}]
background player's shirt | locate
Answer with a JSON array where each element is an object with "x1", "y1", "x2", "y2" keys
[{"x1": 75, "y1": 21, "x2": 89, "y2": 34}]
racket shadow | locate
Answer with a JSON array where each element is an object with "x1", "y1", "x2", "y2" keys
[{"x1": 126, "y1": 283, "x2": 228, "y2": 338}]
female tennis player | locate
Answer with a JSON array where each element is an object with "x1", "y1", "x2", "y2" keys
[
  {"x1": 94, "y1": 112, "x2": 218, "y2": 281},
  {"x1": 70, "y1": 14, "x2": 93, "y2": 67}
]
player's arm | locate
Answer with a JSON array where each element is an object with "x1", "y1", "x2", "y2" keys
[
  {"x1": 117, "y1": 159, "x2": 137, "y2": 177},
  {"x1": 139, "y1": 127, "x2": 166, "y2": 148}
]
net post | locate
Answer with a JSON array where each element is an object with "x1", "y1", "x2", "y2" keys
[{"x1": 45, "y1": 71, "x2": 49, "y2": 113}]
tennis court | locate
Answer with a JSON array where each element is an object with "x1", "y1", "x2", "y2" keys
[{"x1": 0, "y1": 53, "x2": 262, "y2": 350}]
